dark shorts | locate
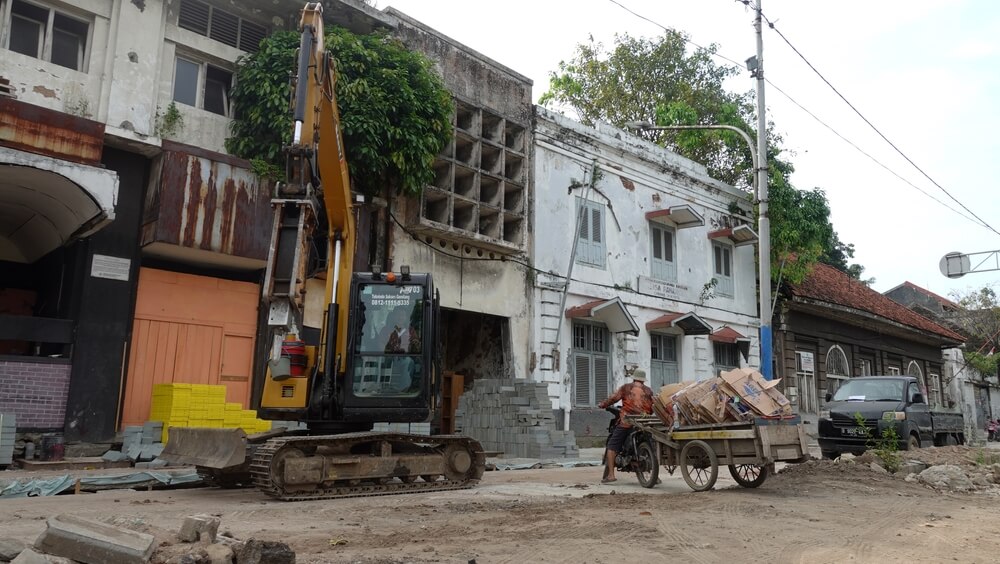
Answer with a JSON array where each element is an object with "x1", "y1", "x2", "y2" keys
[{"x1": 607, "y1": 424, "x2": 630, "y2": 452}]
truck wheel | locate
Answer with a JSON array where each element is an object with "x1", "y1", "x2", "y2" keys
[
  {"x1": 945, "y1": 434, "x2": 959, "y2": 446},
  {"x1": 821, "y1": 450, "x2": 839, "y2": 460},
  {"x1": 902, "y1": 433, "x2": 920, "y2": 451}
]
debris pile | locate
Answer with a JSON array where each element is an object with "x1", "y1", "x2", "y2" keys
[
  {"x1": 654, "y1": 368, "x2": 793, "y2": 427},
  {"x1": 456, "y1": 379, "x2": 578, "y2": 459},
  {"x1": 0, "y1": 513, "x2": 295, "y2": 564}
]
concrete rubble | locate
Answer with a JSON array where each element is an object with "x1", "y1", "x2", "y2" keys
[
  {"x1": 177, "y1": 516, "x2": 220, "y2": 544},
  {"x1": 33, "y1": 514, "x2": 155, "y2": 564},
  {"x1": 7, "y1": 513, "x2": 291, "y2": 564},
  {"x1": 917, "y1": 464, "x2": 974, "y2": 491},
  {"x1": 456, "y1": 379, "x2": 578, "y2": 459},
  {"x1": 0, "y1": 539, "x2": 26, "y2": 561}
]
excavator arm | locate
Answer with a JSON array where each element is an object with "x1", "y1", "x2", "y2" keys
[{"x1": 261, "y1": 3, "x2": 354, "y2": 412}]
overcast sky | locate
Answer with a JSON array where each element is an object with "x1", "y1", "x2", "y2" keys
[{"x1": 385, "y1": 0, "x2": 1000, "y2": 300}]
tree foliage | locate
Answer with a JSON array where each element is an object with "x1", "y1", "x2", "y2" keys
[
  {"x1": 949, "y1": 285, "x2": 1000, "y2": 376},
  {"x1": 226, "y1": 27, "x2": 453, "y2": 196},
  {"x1": 540, "y1": 32, "x2": 866, "y2": 284}
]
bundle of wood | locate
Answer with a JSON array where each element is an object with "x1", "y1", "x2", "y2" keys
[{"x1": 653, "y1": 368, "x2": 793, "y2": 428}]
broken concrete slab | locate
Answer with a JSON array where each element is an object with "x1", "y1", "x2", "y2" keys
[
  {"x1": 898, "y1": 460, "x2": 928, "y2": 476},
  {"x1": 0, "y1": 538, "x2": 26, "y2": 561},
  {"x1": 918, "y1": 465, "x2": 973, "y2": 491},
  {"x1": 10, "y1": 548, "x2": 74, "y2": 564},
  {"x1": 204, "y1": 544, "x2": 233, "y2": 564},
  {"x1": 178, "y1": 515, "x2": 220, "y2": 544},
  {"x1": 234, "y1": 539, "x2": 294, "y2": 564},
  {"x1": 34, "y1": 514, "x2": 155, "y2": 564},
  {"x1": 101, "y1": 450, "x2": 130, "y2": 463}
]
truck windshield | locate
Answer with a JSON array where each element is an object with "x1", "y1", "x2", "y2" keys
[
  {"x1": 352, "y1": 283, "x2": 423, "y2": 398},
  {"x1": 831, "y1": 379, "x2": 904, "y2": 402}
]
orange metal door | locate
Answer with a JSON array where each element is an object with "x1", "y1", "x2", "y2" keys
[{"x1": 121, "y1": 268, "x2": 259, "y2": 429}]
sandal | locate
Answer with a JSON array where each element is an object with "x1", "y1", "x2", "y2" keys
[{"x1": 601, "y1": 478, "x2": 617, "y2": 484}]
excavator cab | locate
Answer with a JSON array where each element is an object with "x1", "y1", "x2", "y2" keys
[{"x1": 339, "y1": 271, "x2": 438, "y2": 424}]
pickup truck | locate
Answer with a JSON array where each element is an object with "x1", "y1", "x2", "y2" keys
[{"x1": 817, "y1": 375, "x2": 964, "y2": 459}]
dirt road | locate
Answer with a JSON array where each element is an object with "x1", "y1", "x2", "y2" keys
[{"x1": 2, "y1": 453, "x2": 999, "y2": 563}]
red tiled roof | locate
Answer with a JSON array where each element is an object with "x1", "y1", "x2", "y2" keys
[
  {"x1": 709, "y1": 326, "x2": 749, "y2": 344},
  {"x1": 901, "y1": 281, "x2": 960, "y2": 309},
  {"x1": 788, "y1": 264, "x2": 965, "y2": 343},
  {"x1": 565, "y1": 299, "x2": 606, "y2": 318}
]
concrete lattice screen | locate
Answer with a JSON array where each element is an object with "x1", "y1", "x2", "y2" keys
[{"x1": 418, "y1": 99, "x2": 527, "y2": 252}]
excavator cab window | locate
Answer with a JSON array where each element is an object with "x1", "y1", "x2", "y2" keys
[{"x1": 351, "y1": 283, "x2": 425, "y2": 398}]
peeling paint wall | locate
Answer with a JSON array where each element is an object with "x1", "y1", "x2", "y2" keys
[
  {"x1": 532, "y1": 107, "x2": 760, "y2": 418},
  {"x1": 377, "y1": 9, "x2": 535, "y2": 381}
]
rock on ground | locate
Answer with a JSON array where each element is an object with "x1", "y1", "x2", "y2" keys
[
  {"x1": 203, "y1": 544, "x2": 232, "y2": 564},
  {"x1": 178, "y1": 516, "x2": 220, "y2": 544},
  {"x1": 869, "y1": 462, "x2": 888, "y2": 474},
  {"x1": 10, "y1": 548, "x2": 75, "y2": 564},
  {"x1": 34, "y1": 514, "x2": 155, "y2": 564},
  {"x1": 234, "y1": 540, "x2": 294, "y2": 564},
  {"x1": 0, "y1": 538, "x2": 26, "y2": 562},
  {"x1": 918, "y1": 465, "x2": 974, "y2": 491}
]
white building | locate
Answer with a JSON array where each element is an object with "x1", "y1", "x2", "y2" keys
[{"x1": 530, "y1": 107, "x2": 760, "y2": 436}]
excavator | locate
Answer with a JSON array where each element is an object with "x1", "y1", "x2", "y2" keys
[{"x1": 160, "y1": 3, "x2": 485, "y2": 500}]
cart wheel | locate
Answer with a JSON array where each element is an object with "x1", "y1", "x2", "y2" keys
[
  {"x1": 635, "y1": 441, "x2": 659, "y2": 488},
  {"x1": 680, "y1": 440, "x2": 718, "y2": 491},
  {"x1": 728, "y1": 464, "x2": 768, "y2": 488}
]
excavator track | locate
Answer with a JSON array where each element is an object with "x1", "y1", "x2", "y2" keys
[{"x1": 249, "y1": 432, "x2": 486, "y2": 501}]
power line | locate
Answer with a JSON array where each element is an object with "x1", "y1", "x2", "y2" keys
[
  {"x1": 603, "y1": 0, "x2": 996, "y2": 233},
  {"x1": 758, "y1": 9, "x2": 1000, "y2": 238},
  {"x1": 764, "y1": 79, "x2": 988, "y2": 228}
]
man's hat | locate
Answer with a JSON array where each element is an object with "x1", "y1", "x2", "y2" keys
[{"x1": 631, "y1": 369, "x2": 647, "y2": 382}]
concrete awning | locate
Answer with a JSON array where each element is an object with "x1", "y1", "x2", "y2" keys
[
  {"x1": 566, "y1": 297, "x2": 639, "y2": 335},
  {"x1": 710, "y1": 326, "x2": 752, "y2": 360},
  {"x1": 0, "y1": 147, "x2": 118, "y2": 264},
  {"x1": 645, "y1": 311, "x2": 713, "y2": 335},
  {"x1": 645, "y1": 204, "x2": 705, "y2": 229},
  {"x1": 708, "y1": 225, "x2": 758, "y2": 247}
]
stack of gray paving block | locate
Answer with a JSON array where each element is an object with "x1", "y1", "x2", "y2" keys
[
  {"x1": 455, "y1": 379, "x2": 579, "y2": 459},
  {"x1": 104, "y1": 422, "x2": 166, "y2": 464},
  {"x1": 0, "y1": 413, "x2": 14, "y2": 466},
  {"x1": 372, "y1": 422, "x2": 431, "y2": 435}
]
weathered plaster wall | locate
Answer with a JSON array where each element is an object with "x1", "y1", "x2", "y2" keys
[{"x1": 532, "y1": 107, "x2": 760, "y2": 416}]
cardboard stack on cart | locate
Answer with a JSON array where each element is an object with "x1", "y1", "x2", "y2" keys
[{"x1": 653, "y1": 368, "x2": 793, "y2": 428}]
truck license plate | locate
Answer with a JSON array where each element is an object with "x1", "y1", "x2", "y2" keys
[{"x1": 841, "y1": 427, "x2": 866, "y2": 437}]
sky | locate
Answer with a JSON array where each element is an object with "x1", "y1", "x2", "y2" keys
[{"x1": 384, "y1": 0, "x2": 1000, "y2": 301}]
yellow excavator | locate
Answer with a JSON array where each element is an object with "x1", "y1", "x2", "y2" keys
[{"x1": 161, "y1": 3, "x2": 485, "y2": 500}]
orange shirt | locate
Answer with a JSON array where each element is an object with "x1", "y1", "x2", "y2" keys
[{"x1": 599, "y1": 381, "x2": 654, "y2": 428}]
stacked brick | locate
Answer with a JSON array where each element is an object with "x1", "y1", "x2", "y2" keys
[
  {"x1": 455, "y1": 379, "x2": 578, "y2": 459},
  {"x1": 149, "y1": 384, "x2": 270, "y2": 443}
]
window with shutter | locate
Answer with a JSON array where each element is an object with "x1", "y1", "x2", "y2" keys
[
  {"x1": 650, "y1": 225, "x2": 676, "y2": 281},
  {"x1": 574, "y1": 198, "x2": 605, "y2": 269},
  {"x1": 650, "y1": 334, "x2": 679, "y2": 389},
  {"x1": 176, "y1": 0, "x2": 267, "y2": 53},
  {"x1": 571, "y1": 323, "x2": 611, "y2": 406},
  {"x1": 712, "y1": 242, "x2": 734, "y2": 297}
]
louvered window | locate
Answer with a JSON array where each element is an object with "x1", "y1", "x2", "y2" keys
[
  {"x1": 572, "y1": 323, "x2": 610, "y2": 407},
  {"x1": 650, "y1": 225, "x2": 676, "y2": 282},
  {"x1": 574, "y1": 198, "x2": 606, "y2": 269},
  {"x1": 177, "y1": 0, "x2": 268, "y2": 53}
]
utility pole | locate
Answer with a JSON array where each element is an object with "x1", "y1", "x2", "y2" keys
[{"x1": 753, "y1": 0, "x2": 773, "y2": 380}]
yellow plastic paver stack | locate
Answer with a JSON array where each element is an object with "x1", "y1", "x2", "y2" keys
[{"x1": 149, "y1": 383, "x2": 271, "y2": 442}]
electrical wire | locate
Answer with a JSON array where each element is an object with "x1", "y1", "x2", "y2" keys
[
  {"x1": 604, "y1": 0, "x2": 997, "y2": 233},
  {"x1": 758, "y1": 8, "x2": 1000, "y2": 238}
]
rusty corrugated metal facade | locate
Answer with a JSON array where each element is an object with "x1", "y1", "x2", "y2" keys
[
  {"x1": 0, "y1": 98, "x2": 104, "y2": 165},
  {"x1": 142, "y1": 145, "x2": 271, "y2": 261}
]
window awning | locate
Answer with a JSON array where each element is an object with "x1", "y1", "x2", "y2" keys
[
  {"x1": 710, "y1": 326, "x2": 752, "y2": 360},
  {"x1": 645, "y1": 311, "x2": 713, "y2": 335},
  {"x1": 645, "y1": 204, "x2": 705, "y2": 229},
  {"x1": 566, "y1": 297, "x2": 639, "y2": 335},
  {"x1": 708, "y1": 225, "x2": 758, "y2": 247}
]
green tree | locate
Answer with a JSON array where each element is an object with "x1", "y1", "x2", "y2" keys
[
  {"x1": 226, "y1": 27, "x2": 453, "y2": 196},
  {"x1": 541, "y1": 32, "x2": 865, "y2": 284},
  {"x1": 949, "y1": 285, "x2": 1000, "y2": 376}
]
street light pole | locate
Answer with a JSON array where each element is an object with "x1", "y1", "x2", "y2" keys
[
  {"x1": 624, "y1": 119, "x2": 770, "y2": 378},
  {"x1": 753, "y1": 0, "x2": 773, "y2": 381}
]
